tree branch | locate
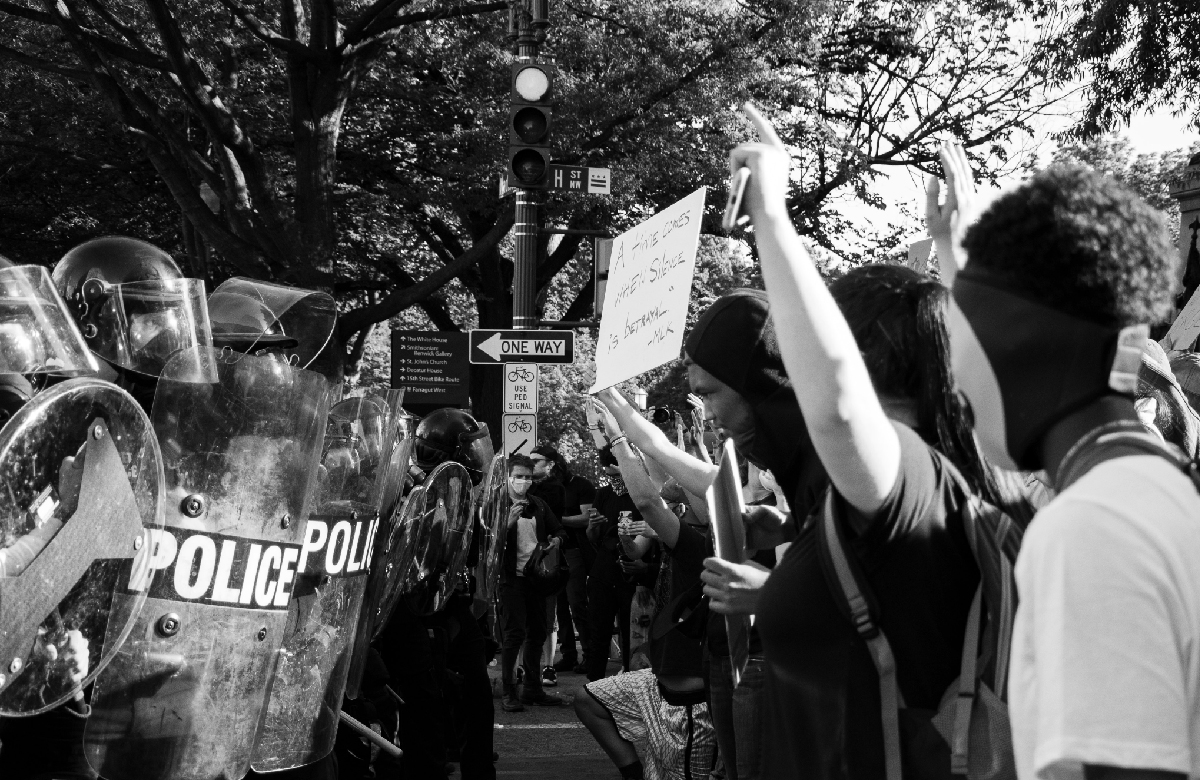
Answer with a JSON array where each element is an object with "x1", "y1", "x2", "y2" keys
[
  {"x1": 338, "y1": 210, "x2": 514, "y2": 338},
  {"x1": 345, "y1": 0, "x2": 411, "y2": 42},
  {"x1": 217, "y1": 0, "x2": 312, "y2": 57},
  {"x1": 561, "y1": 276, "x2": 596, "y2": 322},
  {"x1": 0, "y1": 43, "x2": 91, "y2": 80},
  {"x1": 536, "y1": 230, "x2": 584, "y2": 290},
  {"x1": 345, "y1": 1, "x2": 506, "y2": 53}
]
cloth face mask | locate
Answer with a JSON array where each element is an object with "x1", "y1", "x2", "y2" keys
[{"x1": 948, "y1": 270, "x2": 1145, "y2": 471}]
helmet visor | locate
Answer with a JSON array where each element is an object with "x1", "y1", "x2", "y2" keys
[
  {"x1": 0, "y1": 266, "x2": 98, "y2": 377},
  {"x1": 90, "y1": 278, "x2": 211, "y2": 377},
  {"x1": 208, "y1": 278, "x2": 336, "y2": 369},
  {"x1": 460, "y1": 424, "x2": 494, "y2": 477}
]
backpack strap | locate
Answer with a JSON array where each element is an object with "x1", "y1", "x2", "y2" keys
[
  {"x1": 1058, "y1": 421, "x2": 1200, "y2": 492},
  {"x1": 815, "y1": 491, "x2": 905, "y2": 780},
  {"x1": 950, "y1": 587, "x2": 982, "y2": 774},
  {"x1": 818, "y1": 488, "x2": 998, "y2": 779}
]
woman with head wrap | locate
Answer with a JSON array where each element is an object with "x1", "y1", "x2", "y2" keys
[{"x1": 595, "y1": 288, "x2": 825, "y2": 780}]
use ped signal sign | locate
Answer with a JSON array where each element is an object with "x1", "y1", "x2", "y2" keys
[{"x1": 469, "y1": 330, "x2": 574, "y2": 364}]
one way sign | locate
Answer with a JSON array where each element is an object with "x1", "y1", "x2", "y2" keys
[{"x1": 469, "y1": 330, "x2": 575, "y2": 365}]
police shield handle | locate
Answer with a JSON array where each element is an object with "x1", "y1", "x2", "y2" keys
[
  {"x1": 706, "y1": 439, "x2": 752, "y2": 687},
  {"x1": 0, "y1": 419, "x2": 144, "y2": 695},
  {"x1": 339, "y1": 710, "x2": 403, "y2": 759}
]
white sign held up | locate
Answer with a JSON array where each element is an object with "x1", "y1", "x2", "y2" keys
[{"x1": 589, "y1": 187, "x2": 706, "y2": 392}]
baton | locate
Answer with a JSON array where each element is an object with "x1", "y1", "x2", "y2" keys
[{"x1": 339, "y1": 709, "x2": 404, "y2": 759}]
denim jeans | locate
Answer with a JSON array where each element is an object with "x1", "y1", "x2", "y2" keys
[{"x1": 707, "y1": 654, "x2": 766, "y2": 780}]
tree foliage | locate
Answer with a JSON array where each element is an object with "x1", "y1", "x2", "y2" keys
[
  {"x1": 1033, "y1": 0, "x2": 1200, "y2": 137},
  {"x1": 0, "y1": 0, "x2": 1064, "y2": 446}
]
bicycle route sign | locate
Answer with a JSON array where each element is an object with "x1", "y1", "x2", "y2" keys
[
  {"x1": 503, "y1": 414, "x2": 536, "y2": 458},
  {"x1": 504, "y1": 363, "x2": 538, "y2": 415},
  {"x1": 468, "y1": 329, "x2": 574, "y2": 365}
]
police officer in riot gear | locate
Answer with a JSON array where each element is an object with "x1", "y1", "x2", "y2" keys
[
  {"x1": 52, "y1": 236, "x2": 211, "y2": 413},
  {"x1": 376, "y1": 407, "x2": 497, "y2": 780},
  {"x1": 0, "y1": 255, "x2": 155, "y2": 780}
]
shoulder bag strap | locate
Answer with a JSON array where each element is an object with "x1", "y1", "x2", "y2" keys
[{"x1": 815, "y1": 490, "x2": 905, "y2": 780}]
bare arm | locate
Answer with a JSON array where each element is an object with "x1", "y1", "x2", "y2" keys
[
  {"x1": 597, "y1": 388, "x2": 717, "y2": 496},
  {"x1": 611, "y1": 439, "x2": 681, "y2": 548},
  {"x1": 925, "y1": 141, "x2": 975, "y2": 288},
  {"x1": 619, "y1": 532, "x2": 653, "y2": 560},
  {"x1": 732, "y1": 103, "x2": 898, "y2": 517}
]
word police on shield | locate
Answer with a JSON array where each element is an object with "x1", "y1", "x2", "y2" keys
[{"x1": 469, "y1": 329, "x2": 575, "y2": 364}]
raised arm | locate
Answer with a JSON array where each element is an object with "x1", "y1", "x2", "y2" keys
[
  {"x1": 731, "y1": 103, "x2": 899, "y2": 517},
  {"x1": 925, "y1": 141, "x2": 976, "y2": 288},
  {"x1": 596, "y1": 388, "x2": 717, "y2": 497},
  {"x1": 592, "y1": 398, "x2": 682, "y2": 547}
]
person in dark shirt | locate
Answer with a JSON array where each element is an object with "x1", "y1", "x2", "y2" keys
[
  {"x1": 702, "y1": 105, "x2": 1029, "y2": 779},
  {"x1": 597, "y1": 291, "x2": 829, "y2": 780},
  {"x1": 583, "y1": 446, "x2": 639, "y2": 682},
  {"x1": 531, "y1": 444, "x2": 597, "y2": 674},
  {"x1": 574, "y1": 403, "x2": 716, "y2": 780}
]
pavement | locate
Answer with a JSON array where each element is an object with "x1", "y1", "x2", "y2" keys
[{"x1": 486, "y1": 658, "x2": 620, "y2": 779}]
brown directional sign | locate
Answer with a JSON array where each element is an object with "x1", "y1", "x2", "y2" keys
[{"x1": 391, "y1": 331, "x2": 471, "y2": 406}]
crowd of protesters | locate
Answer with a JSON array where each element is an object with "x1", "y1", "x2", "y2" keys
[{"x1": 523, "y1": 104, "x2": 1200, "y2": 780}]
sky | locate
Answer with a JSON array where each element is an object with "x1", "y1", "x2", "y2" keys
[{"x1": 841, "y1": 107, "x2": 1200, "y2": 254}]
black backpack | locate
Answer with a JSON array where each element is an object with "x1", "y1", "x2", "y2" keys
[{"x1": 816, "y1": 482, "x2": 1024, "y2": 780}]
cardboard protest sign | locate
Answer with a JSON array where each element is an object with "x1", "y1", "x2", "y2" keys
[
  {"x1": 1164, "y1": 285, "x2": 1200, "y2": 353},
  {"x1": 706, "y1": 438, "x2": 750, "y2": 687},
  {"x1": 589, "y1": 187, "x2": 706, "y2": 392}
]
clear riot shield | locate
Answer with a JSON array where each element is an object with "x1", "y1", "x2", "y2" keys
[
  {"x1": 250, "y1": 390, "x2": 406, "y2": 772},
  {"x1": 368, "y1": 485, "x2": 425, "y2": 642},
  {"x1": 402, "y1": 461, "x2": 475, "y2": 617},
  {"x1": 84, "y1": 347, "x2": 333, "y2": 780},
  {"x1": 0, "y1": 378, "x2": 163, "y2": 715},
  {"x1": 473, "y1": 453, "x2": 510, "y2": 610},
  {"x1": 344, "y1": 406, "x2": 416, "y2": 699}
]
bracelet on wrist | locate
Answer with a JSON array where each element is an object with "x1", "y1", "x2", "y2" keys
[{"x1": 609, "y1": 435, "x2": 629, "y2": 448}]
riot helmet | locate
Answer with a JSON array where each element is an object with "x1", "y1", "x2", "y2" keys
[
  {"x1": 0, "y1": 264, "x2": 98, "y2": 379},
  {"x1": 53, "y1": 236, "x2": 211, "y2": 378},
  {"x1": 207, "y1": 278, "x2": 336, "y2": 370},
  {"x1": 414, "y1": 408, "x2": 493, "y2": 484}
]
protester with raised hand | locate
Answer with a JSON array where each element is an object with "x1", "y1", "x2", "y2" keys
[
  {"x1": 597, "y1": 320, "x2": 817, "y2": 780},
  {"x1": 574, "y1": 398, "x2": 715, "y2": 780},
  {"x1": 934, "y1": 147, "x2": 1200, "y2": 780},
  {"x1": 709, "y1": 102, "x2": 1023, "y2": 779}
]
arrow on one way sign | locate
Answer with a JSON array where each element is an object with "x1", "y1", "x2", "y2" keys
[{"x1": 469, "y1": 330, "x2": 575, "y2": 364}]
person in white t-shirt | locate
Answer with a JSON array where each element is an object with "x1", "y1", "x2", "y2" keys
[{"x1": 929, "y1": 148, "x2": 1200, "y2": 780}]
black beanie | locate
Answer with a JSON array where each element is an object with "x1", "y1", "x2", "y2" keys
[{"x1": 683, "y1": 289, "x2": 789, "y2": 404}]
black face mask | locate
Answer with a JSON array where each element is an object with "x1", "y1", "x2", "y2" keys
[{"x1": 949, "y1": 270, "x2": 1146, "y2": 471}]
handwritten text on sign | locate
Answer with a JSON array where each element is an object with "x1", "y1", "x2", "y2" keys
[{"x1": 590, "y1": 187, "x2": 706, "y2": 392}]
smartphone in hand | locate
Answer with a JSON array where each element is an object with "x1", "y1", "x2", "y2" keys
[{"x1": 722, "y1": 167, "x2": 751, "y2": 231}]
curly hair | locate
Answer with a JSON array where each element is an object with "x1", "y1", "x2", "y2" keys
[{"x1": 962, "y1": 164, "x2": 1175, "y2": 328}]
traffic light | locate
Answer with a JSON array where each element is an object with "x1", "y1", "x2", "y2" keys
[{"x1": 508, "y1": 62, "x2": 554, "y2": 189}]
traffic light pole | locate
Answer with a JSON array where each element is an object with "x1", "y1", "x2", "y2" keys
[
  {"x1": 510, "y1": 3, "x2": 543, "y2": 330},
  {"x1": 513, "y1": 190, "x2": 537, "y2": 330}
]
